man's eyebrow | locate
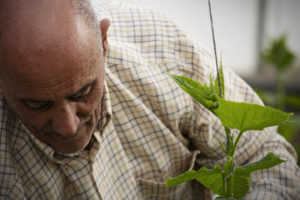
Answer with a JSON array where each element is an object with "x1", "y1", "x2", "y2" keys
[{"x1": 69, "y1": 80, "x2": 96, "y2": 97}]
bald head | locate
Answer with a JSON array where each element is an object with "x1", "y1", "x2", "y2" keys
[
  {"x1": 0, "y1": 0, "x2": 99, "y2": 41},
  {"x1": 0, "y1": 0, "x2": 101, "y2": 78}
]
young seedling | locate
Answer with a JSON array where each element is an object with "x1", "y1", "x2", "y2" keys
[{"x1": 165, "y1": 63, "x2": 292, "y2": 199}]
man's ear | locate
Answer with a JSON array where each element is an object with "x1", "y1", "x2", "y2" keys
[{"x1": 99, "y1": 18, "x2": 110, "y2": 57}]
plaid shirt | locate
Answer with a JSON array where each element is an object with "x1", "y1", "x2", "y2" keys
[{"x1": 1, "y1": 1, "x2": 299, "y2": 199}]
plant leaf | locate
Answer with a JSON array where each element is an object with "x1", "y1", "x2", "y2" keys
[
  {"x1": 277, "y1": 121, "x2": 296, "y2": 141},
  {"x1": 214, "y1": 58, "x2": 225, "y2": 98},
  {"x1": 167, "y1": 73, "x2": 219, "y2": 110},
  {"x1": 242, "y1": 152, "x2": 286, "y2": 173},
  {"x1": 214, "y1": 98, "x2": 293, "y2": 132},
  {"x1": 231, "y1": 167, "x2": 252, "y2": 199},
  {"x1": 166, "y1": 170, "x2": 198, "y2": 188},
  {"x1": 230, "y1": 152, "x2": 285, "y2": 198},
  {"x1": 166, "y1": 165, "x2": 225, "y2": 197},
  {"x1": 194, "y1": 165, "x2": 225, "y2": 197}
]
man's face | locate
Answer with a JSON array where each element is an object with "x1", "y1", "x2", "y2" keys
[{"x1": 0, "y1": 9, "x2": 109, "y2": 154}]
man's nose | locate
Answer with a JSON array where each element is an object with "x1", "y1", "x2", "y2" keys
[{"x1": 52, "y1": 102, "x2": 80, "y2": 137}]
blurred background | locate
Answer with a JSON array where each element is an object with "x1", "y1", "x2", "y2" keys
[{"x1": 112, "y1": 0, "x2": 300, "y2": 165}]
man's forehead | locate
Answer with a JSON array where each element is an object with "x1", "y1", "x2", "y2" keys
[{"x1": 0, "y1": 1, "x2": 100, "y2": 76}]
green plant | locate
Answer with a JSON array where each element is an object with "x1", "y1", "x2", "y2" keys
[
  {"x1": 260, "y1": 35, "x2": 300, "y2": 166},
  {"x1": 262, "y1": 35, "x2": 296, "y2": 110},
  {"x1": 165, "y1": 63, "x2": 292, "y2": 199}
]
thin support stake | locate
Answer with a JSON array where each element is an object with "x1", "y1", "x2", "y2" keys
[{"x1": 208, "y1": 0, "x2": 222, "y2": 98}]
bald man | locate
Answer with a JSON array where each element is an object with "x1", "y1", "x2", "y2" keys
[{"x1": 0, "y1": 0, "x2": 299, "y2": 199}]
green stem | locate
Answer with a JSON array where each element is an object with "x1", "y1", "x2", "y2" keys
[
  {"x1": 232, "y1": 131, "x2": 244, "y2": 157},
  {"x1": 224, "y1": 131, "x2": 244, "y2": 198},
  {"x1": 222, "y1": 172, "x2": 226, "y2": 196},
  {"x1": 225, "y1": 156, "x2": 234, "y2": 198},
  {"x1": 227, "y1": 172, "x2": 234, "y2": 197},
  {"x1": 225, "y1": 127, "x2": 232, "y2": 156}
]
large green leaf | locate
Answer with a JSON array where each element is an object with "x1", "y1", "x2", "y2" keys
[
  {"x1": 166, "y1": 165, "x2": 225, "y2": 197},
  {"x1": 214, "y1": 98, "x2": 293, "y2": 132}
]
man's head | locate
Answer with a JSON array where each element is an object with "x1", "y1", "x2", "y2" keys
[{"x1": 0, "y1": 0, "x2": 110, "y2": 154}]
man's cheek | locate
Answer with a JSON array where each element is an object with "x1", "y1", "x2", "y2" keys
[
  {"x1": 12, "y1": 103, "x2": 46, "y2": 130},
  {"x1": 20, "y1": 112, "x2": 45, "y2": 130}
]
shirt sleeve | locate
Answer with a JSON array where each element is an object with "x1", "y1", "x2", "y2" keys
[{"x1": 169, "y1": 18, "x2": 300, "y2": 199}]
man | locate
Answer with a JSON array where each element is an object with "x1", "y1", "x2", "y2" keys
[{"x1": 0, "y1": 0, "x2": 299, "y2": 199}]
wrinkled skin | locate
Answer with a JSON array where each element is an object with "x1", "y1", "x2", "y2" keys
[{"x1": 0, "y1": 1, "x2": 110, "y2": 154}]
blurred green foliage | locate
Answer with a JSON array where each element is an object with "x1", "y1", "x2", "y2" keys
[
  {"x1": 262, "y1": 35, "x2": 295, "y2": 72},
  {"x1": 260, "y1": 35, "x2": 300, "y2": 166}
]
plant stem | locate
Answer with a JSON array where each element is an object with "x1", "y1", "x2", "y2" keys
[
  {"x1": 225, "y1": 156, "x2": 234, "y2": 198},
  {"x1": 222, "y1": 172, "x2": 226, "y2": 196},
  {"x1": 232, "y1": 131, "x2": 244, "y2": 157},
  {"x1": 225, "y1": 127, "x2": 232, "y2": 156}
]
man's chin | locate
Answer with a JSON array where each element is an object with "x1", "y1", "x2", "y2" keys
[{"x1": 52, "y1": 136, "x2": 92, "y2": 154}]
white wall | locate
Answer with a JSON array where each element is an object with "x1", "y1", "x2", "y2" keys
[{"x1": 112, "y1": 0, "x2": 300, "y2": 76}]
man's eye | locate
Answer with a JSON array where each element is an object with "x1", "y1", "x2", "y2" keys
[
  {"x1": 69, "y1": 86, "x2": 92, "y2": 101},
  {"x1": 24, "y1": 101, "x2": 52, "y2": 111}
]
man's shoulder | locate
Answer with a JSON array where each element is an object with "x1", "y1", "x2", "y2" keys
[
  {"x1": 92, "y1": 0, "x2": 167, "y2": 17},
  {"x1": 96, "y1": 1, "x2": 214, "y2": 86},
  {"x1": 93, "y1": 0, "x2": 178, "y2": 38}
]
